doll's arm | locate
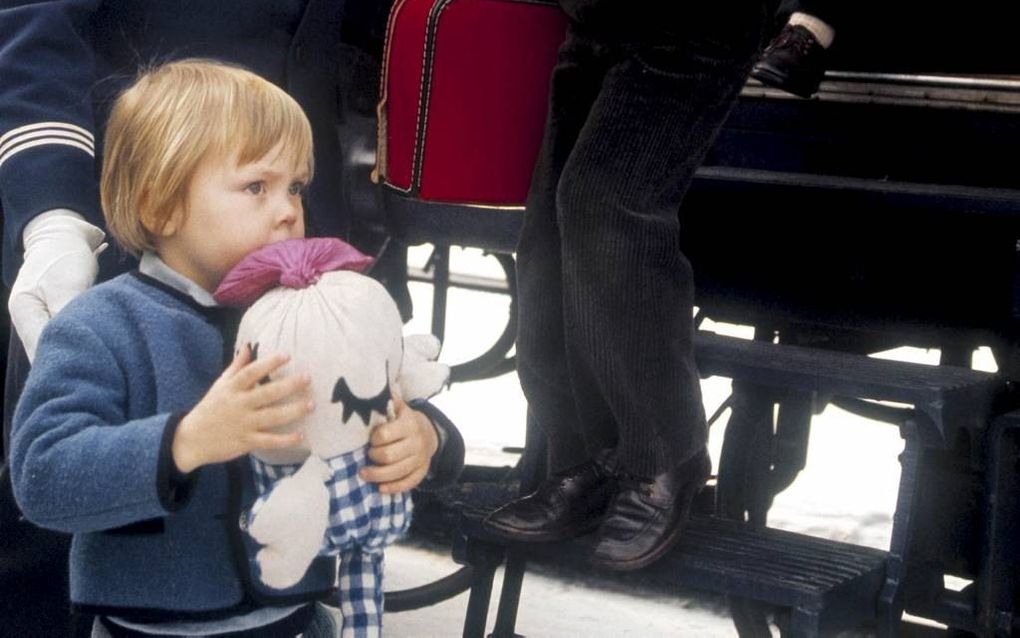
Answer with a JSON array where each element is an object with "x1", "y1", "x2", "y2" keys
[
  {"x1": 247, "y1": 455, "x2": 331, "y2": 589},
  {"x1": 396, "y1": 334, "x2": 449, "y2": 400}
]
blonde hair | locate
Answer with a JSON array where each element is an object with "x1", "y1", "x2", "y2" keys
[{"x1": 101, "y1": 59, "x2": 314, "y2": 255}]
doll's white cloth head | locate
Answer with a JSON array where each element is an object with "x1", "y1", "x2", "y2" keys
[
  {"x1": 215, "y1": 238, "x2": 420, "y2": 463},
  {"x1": 214, "y1": 238, "x2": 447, "y2": 590}
]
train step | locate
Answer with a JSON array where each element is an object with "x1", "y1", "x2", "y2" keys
[
  {"x1": 694, "y1": 331, "x2": 1002, "y2": 444},
  {"x1": 443, "y1": 506, "x2": 888, "y2": 637}
]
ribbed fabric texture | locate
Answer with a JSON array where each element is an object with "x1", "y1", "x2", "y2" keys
[{"x1": 516, "y1": 5, "x2": 767, "y2": 477}]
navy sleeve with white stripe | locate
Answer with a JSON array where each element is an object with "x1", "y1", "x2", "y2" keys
[{"x1": 0, "y1": 0, "x2": 103, "y2": 286}]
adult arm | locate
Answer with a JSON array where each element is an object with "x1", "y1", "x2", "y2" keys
[{"x1": 0, "y1": 1, "x2": 107, "y2": 356}]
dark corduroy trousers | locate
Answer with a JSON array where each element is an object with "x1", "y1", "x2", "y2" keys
[{"x1": 516, "y1": 2, "x2": 768, "y2": 477}]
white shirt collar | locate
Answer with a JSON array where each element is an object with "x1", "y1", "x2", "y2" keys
[{"x1": 139, "y1": 252, "x2": 218, "y2": 308}]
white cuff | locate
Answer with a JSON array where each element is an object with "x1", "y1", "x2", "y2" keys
[
  {"x1": 23, "y1": 208, "x2": 106, "y2": 252},
  {"x1": 788, "y1": 12, "x2": 836, "y2": 49}
]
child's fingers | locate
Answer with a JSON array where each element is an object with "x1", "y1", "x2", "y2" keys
[
  {"x1": 370, "y1": 415, "x2": 416, "y2": 447},
  {"x1": 385, "y1": 389, "x2": 406, "y2": 422},
  {"x1": 252, "y1": 398, "x2": 315, "y2": 431},
  {"x1": 360, "y1": 452, "x2": 419, "y2": 485},
  {"x1": 247, "y1": 373, "x2": 311, "y2": 408},
  {"x1": 233, "y1": 352, "x2": 291, "y2": 388},
  {"x1": 365, "y1": 435, "x2": 416, "y2": 467},
  {"x1": 370, "y1": 422, "x2": 395, "y2": 447},
  {"x1": 225, "y1": 342, "x2": 254, "y2": 374},
  {"x1": 373, "y1": 464, "x2": 429, "y2": 495},
  {"x1": 247, "y1": 430, "x2": 304, "y2": 451},
  {"x1": 391, "y1": 386, "x2": 405, "y2": 407}
]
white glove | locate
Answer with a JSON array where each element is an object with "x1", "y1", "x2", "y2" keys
[{"x1": 8, "y1": 210, "x2": 107, "y2": 361}]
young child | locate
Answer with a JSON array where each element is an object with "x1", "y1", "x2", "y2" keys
[{"x1": 9, "y1": 59, "x2": 461, "y2": 638}]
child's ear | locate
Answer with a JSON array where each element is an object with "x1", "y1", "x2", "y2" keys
[
  {"x1": 141, "y1": 204, "x2": 180, "y2": 237},
  {"x1": 157, "y1": 211, "x2": 180, "y2": 236},
  {"x1": 137, "y1": 187, "x2": 182, "y2": 237}
]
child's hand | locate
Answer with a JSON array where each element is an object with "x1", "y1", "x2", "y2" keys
[
  {"x1": 360, "y1": 395, "x2": 439, "y2": 494},
  {"x1": 172, "y1": 346, "x2": 313, "y2": 473}
]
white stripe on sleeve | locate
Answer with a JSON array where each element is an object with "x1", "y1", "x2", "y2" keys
[
  {"x1": 0, "y1": 121, "x2": 94, "y2": 147},
  {"x1": 0, "y1": 137, "x2": 95, "y2": 169},
  {"x1": 0, "y1": 122, "x2": 96, "y2": 169}
]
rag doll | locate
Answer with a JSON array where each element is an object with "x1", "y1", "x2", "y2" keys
[{"x1": 214, "y1": 238, "x2": 448, "y2": 597}]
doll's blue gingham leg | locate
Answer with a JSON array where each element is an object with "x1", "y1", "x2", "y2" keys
[
  {"x1": 336, "y1": 547, "x2": 385, "y2": 638},
  {"x1": 323, "y1": 448, "x2": 414, "y2": 636}
]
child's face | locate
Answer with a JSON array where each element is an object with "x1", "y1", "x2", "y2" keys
[{"x1": 158, "y1": 143, "x2": 308, "y2": 292}]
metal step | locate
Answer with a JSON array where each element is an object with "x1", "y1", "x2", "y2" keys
[
  {"x1": 671, "y1": 516, "x2": 886, "y2": 620},
  {"x1": 694, "y1": 331, "x2": 1003, "y2": 445},
  {"x1": 452, "y1": 509, "x2": 887, "y2": 636}
]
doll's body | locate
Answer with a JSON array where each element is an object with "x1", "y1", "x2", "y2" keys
[{"x1": 215, "y1": 239, "x2": 449, "y2": 635}]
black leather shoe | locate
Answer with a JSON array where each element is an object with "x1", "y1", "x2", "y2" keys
[
  {"x1": 590, "y1": 449, "x2": 711, "y2": 571},
  {"x1": 750, "y1": 24, "x2": 827, "y2": 98},
  {"x1": 482, "y1": 451, "x2": 618, "y2": 543}
]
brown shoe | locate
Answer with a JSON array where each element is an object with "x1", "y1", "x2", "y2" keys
[
  {"x1": 482, "y1": 451, "x2": 618, "y2": 543},
  {"x1": 590, "y1": 449, "x2": 711, "y2": 571},
  {"x1": 750, "y1": 24, "x2": 827, "y2": 98}
]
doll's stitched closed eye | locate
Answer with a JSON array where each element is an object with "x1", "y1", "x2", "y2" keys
[{"x1": 331, "y1": 376, "x2": 390, "y2": 425}]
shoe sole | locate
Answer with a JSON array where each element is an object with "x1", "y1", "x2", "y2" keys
[
  {"x1": 482, "y1": 514, "x2": 603, "y2": 544},
  {"x1": 750, "y1": 64, "x2": 820, "y2": 99},
  {"x1": 588, "y1": 481, "x2": 705, "y2": 572}
]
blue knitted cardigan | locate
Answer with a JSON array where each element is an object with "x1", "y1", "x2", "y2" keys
[{"x1": 9, "y1": 271, "x2": 336, "y2": 621}]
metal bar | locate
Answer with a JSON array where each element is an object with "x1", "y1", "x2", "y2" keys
[
  {"x1": 409, "y1": 266, "x2": 510, "y2": 295},
  {"x1": 385, "y1": 566, "x2": 475, "y2": 612},
  {"x1": 743, "y1": 71, "x2": 1020, "y2": 112},
  {"x1": 823, "y1": 72, "x2": 1020, "y2": 92},
  {"x1": 768, "y1": 394, "x2": 813, "y2": 498},
  {"x1": 491, "y1": 552, "x2": 527, "y2": 638},
  {"x1": 828, "y1": 397, "x2": 914, "y2": 427},
  {"x1": 979, "y1": 415, "x2": 1020, "y2": 636},
  {"x1": 878, "y1": 420, "x2": 926, "y2": 637},
  {"x1": 694, "y1": 165, "x2": 1020, "y2": 211},
  {"x1": 463, "y1": 563, "x2": 497, "y2": 638},
  {"x1": 429, "y1": 246, "x2": 450, "y2": 342}
]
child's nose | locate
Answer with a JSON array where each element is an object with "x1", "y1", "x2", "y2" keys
[{"x1": 275, "y1": 195, "x2": 301, "y2": 226}]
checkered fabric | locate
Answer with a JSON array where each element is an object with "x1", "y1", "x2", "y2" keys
[{"x1": 251, "y1": 447, "x2": 412, "y2": 638}]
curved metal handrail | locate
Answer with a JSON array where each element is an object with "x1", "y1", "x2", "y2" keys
[{"x1": 383, "y1": 565, "x2": 476, "y2": 612}]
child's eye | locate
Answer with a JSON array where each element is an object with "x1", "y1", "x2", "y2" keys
[
  {"x1": 288, "y1": 182, "x2": 306, "y2": 197},
  {"x1": 245, "y1": 182, "x2": 265, "y2": 195}
]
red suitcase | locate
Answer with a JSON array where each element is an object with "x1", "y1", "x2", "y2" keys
[{"x1": 376, "y1": 0, "x2": 568, "y2": 206}]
